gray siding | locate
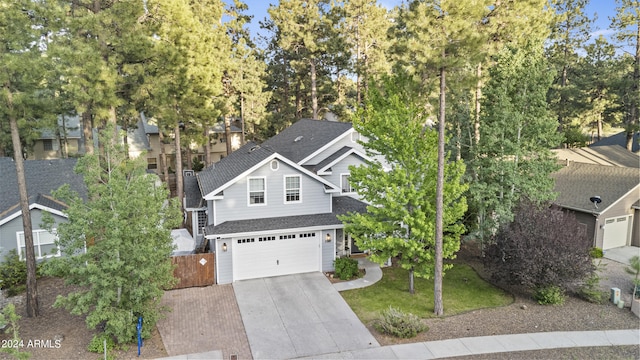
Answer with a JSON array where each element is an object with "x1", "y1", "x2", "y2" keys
[
  {"x1": 214, "y1": 160, "x2": 331, "y2": 225},
  {"x1": 305, "y1": 132, "x2": 363, "y2": 165},
  {"x1": 323, "y1": 153, "x2": 366, "y2": 200},
  {"x1": 321, "y1": 229, "x2": 336, "y2": 272},
  {"x1": 216, "y1": 238, "x2": 233, "y2": 284},
  {"x1": 0, "y1": 209, "x2": 66, "y2": 262}
]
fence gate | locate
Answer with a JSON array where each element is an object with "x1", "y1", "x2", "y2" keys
[{"x1": 171, "y1": 253, "x2": 215, "y2": 289}]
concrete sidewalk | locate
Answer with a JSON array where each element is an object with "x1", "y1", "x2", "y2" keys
[{"x1": 296, "y1": 329, "x2": 640, "y2": 359}]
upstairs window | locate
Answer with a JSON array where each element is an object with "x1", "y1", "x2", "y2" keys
[
  {"x1": 341, "y1": 174, "x2": 353, "y2": 193},
  {"x1": 285, "y1": 175, "x2": 301, "y2": 203},
  {"x1": 248, "y1": 177, "x2": 266, "y2": 205}
]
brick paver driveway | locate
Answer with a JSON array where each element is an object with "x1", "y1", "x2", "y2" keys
[{"x1": 156, "y1": 285, "x2": 252, "y2": 359}]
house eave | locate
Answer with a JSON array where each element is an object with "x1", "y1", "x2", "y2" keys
[{"x1": 205, "y1": 224, "x2": 344, "y2": 239}]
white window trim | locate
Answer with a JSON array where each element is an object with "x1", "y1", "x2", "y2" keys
[
  {"x1": 247, "y1": 176, "x2": 267, "y2": 206},
  {"x1": 283, "y1": 175, "x2": 302, "y2": 204},
  {"x1": 270, "y1": 159, "x2": 279, "y2": 171},
  {"x1": 351, "y1": 132, "x2": 360, "y2": 142},
  {"x1": 340, "y1": 173, "x2": 354, "y2": 194},
  {"x1": 16, "y1": 229, "x2": 61, "y2": 260}
]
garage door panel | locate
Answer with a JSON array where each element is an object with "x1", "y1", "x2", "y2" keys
[
  {"x1": 602, "y1": 216, "x2": 630, "y2": 250},
  {"x1": 234, "y1": 233, "x2": 320, "y2": 281}
]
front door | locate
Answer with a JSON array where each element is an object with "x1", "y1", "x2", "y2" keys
[{"x1": 349, "y1": 234, "x2": 363, "y2": 254}]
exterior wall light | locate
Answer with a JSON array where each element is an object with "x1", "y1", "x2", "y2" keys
[
  {"x1": 325, "y1": 234, "x2": 332, "y2": 242},
  {"x1": 222, "y1": 242, "x2": 228, "y2": 252}
]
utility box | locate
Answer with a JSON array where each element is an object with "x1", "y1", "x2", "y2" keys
[{"x1": 611, "y1": 287, "x2": 621, "y2": 304}]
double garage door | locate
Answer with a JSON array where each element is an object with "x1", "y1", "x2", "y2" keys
[{"x1": 233, "y1": 232, "x2": 320, "y2": 281}]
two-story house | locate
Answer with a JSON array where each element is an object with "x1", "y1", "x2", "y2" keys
[
  {"x1": 0, "y1": 157, "x2": 86, "y2": 262},
  {"x1": 186, "y1": 119, "x2": 376, "y2": 284}
]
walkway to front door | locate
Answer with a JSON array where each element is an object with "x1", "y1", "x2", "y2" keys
[{"x1": 233, "y1": 272, "x2": 380, "y2": 359}]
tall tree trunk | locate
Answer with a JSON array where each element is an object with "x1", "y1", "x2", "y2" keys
[
  {"x1": 82, "y1": 110, "x2": 94, "y2": 155},
  {"x1": 434, "y1": 64, "x2": 446, "y2": 317},
  {"x1": 240, "y1": 90, "x2": 246, "y2": 144},
  {"x1": 174, "y1": 124, "x2": 184, "y2": 219},
  {"x1": 159, "y1": 130, "x2": 169, "y2": 185},
  {"x1": 7, "y1": 86, "x2": 39, "y2": 317},
  {"x1": 474, "y1": 63, "x2": 482, "y2": 145},
  {"x1": 204, "y1": 127, "x2": 211, "y2": 166},
  {"x1": 310, "y1": 58, "x2": 319, "y2": 120},
  {"x1": 627, "y1": 25, "x2": 640, "y2": 151},
  {"x1": 224, "y1": 115, "x2": 232, "y2": 156},
  {"x1": 408, "y1": 268, "x2": 415, "y2": 295}
]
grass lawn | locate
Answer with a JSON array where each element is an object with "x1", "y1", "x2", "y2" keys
[{"x1": 341, "y1": 264, "x2": 513, "y2": 323}]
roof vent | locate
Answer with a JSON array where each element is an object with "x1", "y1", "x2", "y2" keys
[
  {"x1": 249, "y1": 145, "x2": 260, "y2": 152},
  {"x1": 294, "y1": 135, "x2": 304, "y2": 142}
]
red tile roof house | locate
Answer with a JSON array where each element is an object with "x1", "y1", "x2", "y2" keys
[
  {"x1": 552, "y1": 161, "x2": 640, "y2": 251},
  {"x1": 183, "y1": 119, "x2": 382, "y2": 284}
]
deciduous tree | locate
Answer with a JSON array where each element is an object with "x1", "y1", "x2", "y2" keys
[{"x1": 339, "y1": 76, "x2": 467, "y2": 297}]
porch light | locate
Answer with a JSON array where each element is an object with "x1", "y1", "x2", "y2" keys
[
  {"x1": 325, "y1": 234, "x2": 332, "y2": 242},
  {"x1": 222, "y1": 243, "x2": 228, "y2": 252}
]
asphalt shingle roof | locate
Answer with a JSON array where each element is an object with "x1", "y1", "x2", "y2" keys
[
  {"x1": 184, "y1": 175, "x2": 204, "y2": 209},
  {"x1": 590, "y1": 131, "x2": 640, "y2": 153},
  {"x1": 553, "y1": 145, "x2": 639, "y2": 168},
  {"x1": 205, "y1": 196, "x2": 368, "y2": 236},
  {"x1": 552, "y1": 162, "x2": 640, "y2": 214},
  {"x1": 197, "y1": 142, "x2": 275, "y2": 197},
  {"x1": 261, "y1": 119, "x2": 352, "y2": 163},
  {"x1": 0, "y1": 157, "x2": 86, "y2": 222}
]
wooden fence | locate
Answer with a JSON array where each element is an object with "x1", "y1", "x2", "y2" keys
[{"x1": 171, "y1": 253, "x2": 215, "y2": 289}]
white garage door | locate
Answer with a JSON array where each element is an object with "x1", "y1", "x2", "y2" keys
[
  {"x1": 233, "y1": 232, "x2": 320, "y2": 281},
  {"x1": 602, "y1": 216, "x2": 631, "y2": 250}
]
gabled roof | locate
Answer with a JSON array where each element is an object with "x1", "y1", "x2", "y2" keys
[
  {"x1": 197, "y1": 142, "x2": 275, "y2": 198},
  {"x1": 0, "y1": 157, "x2": 86, "y2": 223},
  {"x1": 38, "y1": 115, "x2": 82, "y2": 139},
  {"x1": 590, "y1": 131, "x2": 640, "y2": 153},
  {"x1": 553, "y1": 145, "x2": 639, "y2": 168},
  {"x1": 552, "y1": 162, "x2": 640, "y2": 214},
  {"x1": 197, "y1": 141, "x2": 340, "y2": 200},
  {"x1": 204, "y1": 196, "x2": 368, "y2": 237},
  {"x1": 261, "y1": 118, "x2": 353, "y2": 163},
  {"x1": 314, "y1": 146, "x2": 369, "y2": 175}
]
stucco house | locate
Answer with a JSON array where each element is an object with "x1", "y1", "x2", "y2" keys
[
  {"x1": 185, "y1": 119, "x2": 376, "y2": 284},
  {"x1": 0, "y1": 158, "x2": 86, "y2": 262},
  {"x1": 552, "y1": 161, "x2": 639, "y2": 250}
]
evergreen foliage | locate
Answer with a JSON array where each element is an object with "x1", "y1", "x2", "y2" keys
[
  {"x1": 339, "y1": 76, "x2": 467, "y2": 294},
  {"x1": 42, "y1": 128, "x2": 181, "y2": 344}
]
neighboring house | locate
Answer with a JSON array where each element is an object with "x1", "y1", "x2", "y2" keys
[
  {"x1": 29, "y1": 115, "x2": 150, "y2": 160},
  {"x1": 141, "y1": 113, "x2": 243, "y2": 174},
  {"x1": 0, "y1": 158, "x2": 86, "y2": 262},
  {"x1": 590, "y1": 131, "x2": 640, "y2": 153},
  {"x1": 186, "y1": 119, "x2": 377, "y2": 284},
  {"x1": 552, "y1": 145, "x2": 640, "y2": 168},
  {"x1": 552, "y1": 161, "x2": 639, "y2": 250}
]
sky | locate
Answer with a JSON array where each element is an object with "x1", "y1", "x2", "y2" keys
[{"x1": 227, "y1": 0, "x2": 623, "y2": 50}]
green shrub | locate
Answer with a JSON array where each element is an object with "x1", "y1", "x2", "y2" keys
[
  {"x1": 534, "y1": 285, "x2": 565, "y2": 305},
  {"x1": 334, "y1": 257, "x2": 359, "y2": 280},
  {"x1": 373, "y1": 306, "x2": 427, "y2": 338},
  {"x1": 0, "y1": 250, "x2": 27, "y2": 297},
  {"x1": 88, "y1": 333, "x2": 117, "y2": 360},
  {"x1": 589, "y1": 247, "x2": 603, "y2": 259},
  {"x1": 578, "y1": 273, "x2": 607, "y2": 304}
]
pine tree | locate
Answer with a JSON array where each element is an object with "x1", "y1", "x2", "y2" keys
[
  {"x1": 43, "y1": 127, "x2": 181, "y2": 344},
  {"x1": 339, "y1": 76, "x2": 467, "y2": 297},
  {"x1": 611, "y1": 0, "x2": 640, "y2": 150}
]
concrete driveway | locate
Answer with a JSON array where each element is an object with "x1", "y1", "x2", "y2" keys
[{"x1": 233, "y1": 272, "x2": 379, "y2": 359}]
